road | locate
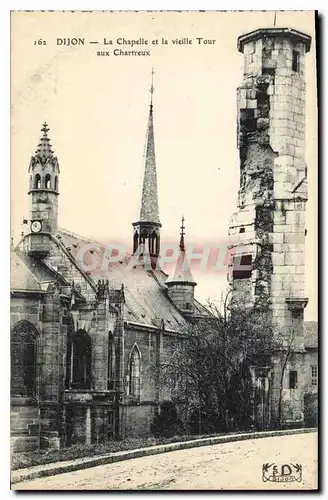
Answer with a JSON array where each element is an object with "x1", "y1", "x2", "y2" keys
[{"x1": 14, "y1": 432, "x2": 318, "y2": 491}]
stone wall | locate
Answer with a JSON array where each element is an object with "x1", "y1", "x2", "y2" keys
[
  {"x1": 123, "y1": 404, "x2": 156, "y2": 437},
  {"x1": 229, "y1": 29, "x2": 311, "y2": 428}
]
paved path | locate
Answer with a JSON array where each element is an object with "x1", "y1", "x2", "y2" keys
[{"x1": 14, "y1": 432, "x2": 318, "y2": 491}]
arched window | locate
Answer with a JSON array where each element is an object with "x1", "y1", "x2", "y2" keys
[
  {"x1": 54, "y1": 176, "x2": 58, "y2": 191},
  {"x1": 34, "y1": 174, "x2": 41, "y2": 189},
  {"x1": 133, "y1": 231, "x2": 139, "y2": 253},
  {"x1": 150, "y1": 231, "x2": 157, "y2": 254},
  {"x1": 129, "y1": 345, "x2": 141, "y2": 399},
  {"x1": 45, "y1": 174, "x2": 51, "y2": 189},
  {"x1": 29, "y1": 175, "x2": 32, "y2": 190},
  {"x1": 66, "y1": 330, "x2": 91, "y2": 389},
  {"x1": 11, "y1": 320, "x2": 38, "y2": 397}
]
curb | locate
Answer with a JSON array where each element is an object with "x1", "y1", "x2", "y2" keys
[{"x1": 11, "y1": 427, "x2": 317, "y2": 485}]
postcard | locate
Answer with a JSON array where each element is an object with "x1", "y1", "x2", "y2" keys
[{"x1": 10, "y1": 10, "x2": 318, "y2": 490}]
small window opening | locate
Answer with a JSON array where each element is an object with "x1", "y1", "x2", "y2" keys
[
  {"x1": 239, "y1": 227, "x2": 245, "y2": 233},
  {"x1": 45, "y1": 174, "x2": 51, "y2": 189},
  {"x1": 34, "y1": 174, "x2": 41, "y2": 189},
  {"x1": 311, "y1": 366, "x2": 318, "y2": 387},
  {"x1": 233, "y1": 254, "x2": 252, "y2": 279},
  {"x1": 292, "y1": 50, "x2": 300, "y2": 72},
  {"x1": 289, "y1": 370, "x2": 298, "y2": 389}
]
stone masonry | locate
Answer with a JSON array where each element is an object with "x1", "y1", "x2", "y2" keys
[{"x1": 229, "y1": 28, "x2": 312, "y2": 427}]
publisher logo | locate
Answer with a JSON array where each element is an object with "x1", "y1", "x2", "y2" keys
[{"x1": 262, "y1": 463, "x2": 302, "y2": 483}]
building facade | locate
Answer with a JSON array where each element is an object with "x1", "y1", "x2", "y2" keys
[
  {"x1": 10, "y1": 97, "x2": 208, "y2": 452},
  {"x1": 228, "y1": 27, "x2": 317, "y2": 427}
]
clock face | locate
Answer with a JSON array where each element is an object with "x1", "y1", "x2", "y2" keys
[{"x1": 31, "y1": 220, "x2": 42, "y2": 233}]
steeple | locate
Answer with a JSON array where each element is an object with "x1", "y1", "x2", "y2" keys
[
  {"x1": 133, "y1": 69, "x2": 162, "y2": 265},
  {"x1": 139, "y1": 68, "x2": 160, "y2": 224},
  {"x1": 26, "y1": 122, "x2": 60, "y2": 256},
  {"x1": 166, "y1": 218, "x2": 197, "y2": 315}
]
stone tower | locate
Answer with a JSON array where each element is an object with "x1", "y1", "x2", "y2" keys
[
  {"x1": 166, "y1": 217, "x2": 197, "y2": 315},
  {"x1": 25, "y1": 122, "x2": 60, "y2": 256},
  {"x1": 229, "y1": 28, "x2": 312, "y2": 427},
  {"x1": 132, "y1": 72, "x2": 161, "y2": 267}
]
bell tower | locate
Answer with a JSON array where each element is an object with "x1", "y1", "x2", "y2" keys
[{"x1": 25, "y1": 122, "x2": 60, "y2": 257}]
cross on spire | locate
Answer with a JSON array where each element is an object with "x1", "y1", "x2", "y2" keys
[
  {"x1": 41, "y1": 122, "x2": 50, "y2": 136},
  {"x1": 180, "y1": 216, "x2": 185, "y2": 252}
]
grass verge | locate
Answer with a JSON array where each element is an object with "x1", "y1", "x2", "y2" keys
[{"x1": 12, "y1": 434, "x2": 225, "y2": 471}]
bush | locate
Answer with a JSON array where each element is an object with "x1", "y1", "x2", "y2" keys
[{"x1": 151, "y1": 402, "x2": 184, "y2": 437}]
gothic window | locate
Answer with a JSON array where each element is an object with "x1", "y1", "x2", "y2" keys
[
  {"x1": 141, "y1": 231, "x2": 147, "y2": 245},
  {"x1": 54, "y1": 176, "x2": 58, "y2": 191},
  {"x1": 34, "y1": 174, "x2": 41, "y2": 189},
  {"x1": 292, "y1": 50, "x2": 300, "y2": 72},
  {"x1": 45, "y1": 174, "x2": 51, "y2": 189},
  {"x1": 150, "y1": 231, "x2": 157, "y2": 254},
  {"x1": 289, "y1": 370, "x2": 298, "y2": 389},
  {"x1": 11, "y1": 320, "x2": 38, "y2": 397},
  {"x1": 133, "y1": 231, "x2": 139, "y2": 252},
  {"x1": 66, "y1": 330, "x2": 91, "y2": 389},
  {"x1": 311, "y1": 366, "x2": 318, "y2": 387},
  {"x1": 129, "y1": 345, "x2": 141, "y2": 399}
]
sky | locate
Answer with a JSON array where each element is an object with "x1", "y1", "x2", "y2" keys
[{"x1": 11, "y1": 10, "x2": 317, "y2": 320}]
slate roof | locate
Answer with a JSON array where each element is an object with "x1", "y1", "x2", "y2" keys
[
  {"x1": 57, "y1": 228, "x2": 210, "y2": 330},
  {"x1": 166, "y1": 251, "x2": 197, "y2": 286},
  {"x1": 11, "y1": 249, "x2": 65, "y2": 292},
  {"x1": 304, "y1": 321, "x2": 318, "y2": 349},
  {"x1": 139, "y1": 104, "x2": 160, "y2": 224}
]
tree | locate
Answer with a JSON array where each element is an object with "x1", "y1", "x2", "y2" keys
[{"x1": 156, "y1": 292, "x2": 281, "y2": 434}]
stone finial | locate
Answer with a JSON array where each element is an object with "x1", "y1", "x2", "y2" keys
[{"x1": 34, "y1": 122, "x2": 56, "y2": 163}]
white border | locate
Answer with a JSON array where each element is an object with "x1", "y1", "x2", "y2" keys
[{"x1": 2, "y1": 2, "x2": 324, "y2": 498}]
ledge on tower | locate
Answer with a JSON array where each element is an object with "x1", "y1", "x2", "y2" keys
[
  {"x1": 237, "y1": 28, "x2": 312, "y2": 54},
  {"x1": 285, "y1": 297, "x2": 309, "y2": 311}
]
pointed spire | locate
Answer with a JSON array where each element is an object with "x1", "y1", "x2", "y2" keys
[
  {"x1": 139, "y1": 69, "x2": 160, "y2": 224},
  {"x1": 167, "y1": 218, "x2": 197, "y2": 285},
  {"x1": 35, "y1": 122, "x2": 54, "y2": 161}
]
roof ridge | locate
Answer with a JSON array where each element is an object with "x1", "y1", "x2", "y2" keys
[{"x1": 58, "y1": 227, "x2": 102, "y2": 245}]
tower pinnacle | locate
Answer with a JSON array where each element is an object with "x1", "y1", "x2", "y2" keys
[
  {"x1": 35, "y1": 122, "x2": 55, "y2": 162},
  {"x1": 166, "y1": 218, "x2": 196, "y2": 315}
]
